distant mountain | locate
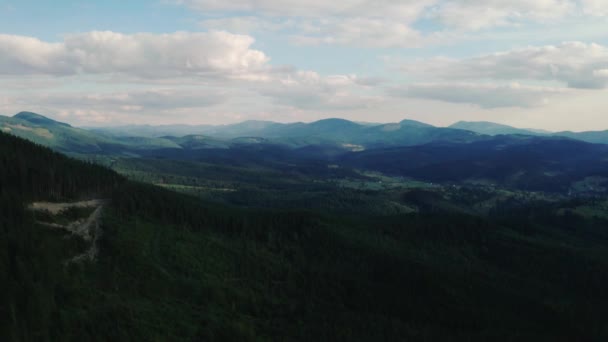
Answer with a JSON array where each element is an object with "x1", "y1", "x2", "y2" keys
[
  {"x1": 90, "y1": 121, "x2": 279, "y2": 139},
  {"x1": 10, "y1": 112, "x2": 608, "y2": 163},
  {"x1": 340, "y1": 135, "x2": 608, "y2": 192},
  {"x1": 0, "y1": 112, "x2": 122, "y2": 153},
  {"x1": 165, "y1": 135, "x2": 230, "y2": 149},
  {"x1": 1, "y1": 112, "x2": 185, "y2": 154},
  {"x1": 450, "y1": 120, "x2": 608, "y2": 145},
  {"x1": 89, "y1": 117, "x2": 487, "y2": 148},
  {"x1": 113, "y1": 136, "x2": 183, "y2": 149},
  {"x1": 553, "y1": 130, "x2": 608, "y2": 144},
  {"x1": 204, "y1": 118, "x2": 485, "y2": 147},
  {"x1": 201, "y1": 120, "x2": 283, "y2": 138},
  {"x1": 258, "y1": 119, "x2": 364, "y2": 145},
  {"x1": 397, "y1": 119, "x2": 435, "y2": 128},
  {"x1": 357, "y1": 120, "x2": 483, "y2": 148},
  {"x1": 89, "y1": 124, "x2": 214, "y2": 138},
  {"x1": 449, "y1": 121, "x2": 543, "y2": 136},
  {"x1": 14, "y1": 111, "x2": 72, "y2": 128}
]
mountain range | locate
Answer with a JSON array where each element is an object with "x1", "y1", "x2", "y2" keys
[
  {"x1": 95, "y1": 115, "x2": 608, "y2": 145},
  {"x1": 0, "y1": 112, "x2": 182, "y2": 154},
  {"x1": 3, "y1": 112, "x2": 608, "y2": 341},
  {"x1": 450, "y1": 121, "x2": 608, "y2": 144},
  {"x1": 4, "y1": 115, "x2": 608, "y2": 341},
  {"x1": 3, "y1": 111, "x2": 608, "y2": 194},
  {"x1": 6, "y1": 111, "x2": 608, "y2": 154},
  {"x1": 3, "y1": 112, "x2": 487, "y2": 153}
]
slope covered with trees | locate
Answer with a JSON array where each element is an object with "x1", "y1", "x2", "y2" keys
[{"x1": 2, "y1": 132, "x2": 608, "y2": 341}]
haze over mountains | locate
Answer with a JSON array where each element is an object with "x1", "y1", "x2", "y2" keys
[
  {"x1": 3, "y1": 111, "x2": 608, "y2": 195},
  {"x1": 93, "y1": 114, "x2": 608, "y2": 145},
  {"x1": 450, "y1": 121, "x2": 608, "y2": 144},
  {"x1": 5, "y1": 111, "x2": 608, "y2": 154}
]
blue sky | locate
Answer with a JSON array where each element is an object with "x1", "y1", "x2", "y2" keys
[{"x1": 1, "y1": 0, "x2": 608, "y2": 131}]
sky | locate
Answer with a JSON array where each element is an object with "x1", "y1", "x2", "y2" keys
[{"x1": 1, "y1": 0, "x2": 608, "y2": 131}]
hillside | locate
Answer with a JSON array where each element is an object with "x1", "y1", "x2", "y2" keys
[
  {"x1": 8, "y1": 112, "x2": 608, "y2": 162},
  {"x1": 93, "y1": 116, "x2": 487, "y2": 148},
  {"x1": 3, "y1": 130, "x2": 608, "y2": 341},
  {"x1": 0, "y1": 112, "x2": 122, "y2": 153},
  {"x1": 340, "y1": 135, "x2": 608, "y2": 192},
  {"x1": 450, "y1": 120, "x2": 608, "y2": 144},
  {"x1": 0, "y1": 112, "x2": 182, "y2": 154},
  {"x1": 554, "y1": 130, "x2": 608, "y2": 144},
  {"x1": 0, "y1": 130, "x2": 123, "y2": 200},
  {"x1": 450, "y1": 121, "x2": 543, "y2": 136}
]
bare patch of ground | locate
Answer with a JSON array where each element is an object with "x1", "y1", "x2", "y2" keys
[
  {"x1": 29, "y1": 200, "x2": 105, "y2": 263},
  {"x1": 5, "y1": 124, "x2": 54, "y2": 138},
  {"x1": 30, "y1": 199, "x2": 104, "y2": 215}
]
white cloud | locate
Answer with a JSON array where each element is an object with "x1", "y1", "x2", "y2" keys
[
  {"x1": 430, "y1": 0, "x2": 575, "y2": 30},
  {"x1": 0, "y1": 88, "x2": 231, "y2": 124},
  {"x1": 402, "y1": 42, "x2": 608, "y2": 89},
  {"x1": 0, "y1": 31, "x2": 269, "y2": 79},
  {"x1": 179, "y1": 0, "x2": 607, "y2": 45},
  {"x1": 389, "y1": 83, "x2": 565, "y2": 108},
  {"x1": 290, "y1": 18, "x2": 455, "y2": 48},
  {"x1": 177, "y1": 0, "x2": 432, "y2": 21},
  {"x1": 200, "y1": 16, "x2": 454, "y2": 48},
  {"x1": 581, "y1": 0, "x2": 608, "y2": 16},
  {"x1": 257, "y1": 71, "x2": 383, "y2": 110},
  {"x1": 179, "y1": 0, "x2": 439, "y2": 47},
  {"x1": 200, "y1": 17, "x2": 294, "y2": 33},
  {"x1": 0, "y1": 30, "x2": 390, "y2": 122},
  {"x1": 37, "y1": 89, "x2": 226, "y2": 110}
]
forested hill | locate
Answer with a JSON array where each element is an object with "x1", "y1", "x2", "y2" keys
[
  {"x1": 2, "y1": 132, "x2": 608, "y2": 341},
  {"x1": 0, "y1": 131, "x2": 123, "y2": 202},
  {"x1": 0, "y1": 132, "x2": 122, "y2": 341}
]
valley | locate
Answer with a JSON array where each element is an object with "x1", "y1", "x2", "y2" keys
[{"x1": 2, "y1": 112, "x2": 608, "y2": 341}]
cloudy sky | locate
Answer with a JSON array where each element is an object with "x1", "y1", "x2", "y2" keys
[{"x1": 1, "y1": 0, "x2": 608, "y2": 131}]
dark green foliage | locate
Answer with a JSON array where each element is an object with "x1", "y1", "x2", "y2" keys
[
  {"x1": 3, "y1": 131, "x2": 608, "y2": 341},
  {"x1": 0, "y1": 132, "x2": 123, "y2": 201},
  {"x1": 0, "y1": 132, "x2": 123, "y2": 341},
  {"x1": 41, "y1": 184, "x2": 606, "y2": 341},
  {"x1": 341, "y1": 136, "x2": 608, "y2": 192}
]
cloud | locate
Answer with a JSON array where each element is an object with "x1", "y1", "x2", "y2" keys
[
  {"x1": 389, "y1": 83, "x2": 565, "y2": 108},
  {"x1": 200, "y1": 16, "x2": 454, "y2": 48},
  {"x1": 0, "y1": 30, "x2": 388, "y2": 122},
  {"x1": 257, "y1": 71, "x2": 383, "y2": 110},
  {"x1": 199, "y1": 16, "x2": 439, "y2": 49},
  {"x1": 581, "y1": 0, "x2": 608, "y2": 16},
  {"x1": 200, "y1": 16, "x2": 294, "y2": 33},
  {"x1": 177, "y1": 0, "x2": 432, "y2": 21},
  {"x1": 0, "y1": 88, "x2": 229, "y2": 124},
  {"x1": 178, "y1": 0, "x2": 607, "y2": 47},
  {"x1": 430, "y1": 0, "x2": 575, "y2": 30},
  {"x1": 180, "y1": 0, "x2": 582, "y2": 25},
  {"x1": 402, "y1": 42, "x2": 608, "y2": 89},
  {"x1": 37, "y1": 89, "x2": 226, "y2": 110},
  {"x1": 290, "y1": 18, "x2": 455, "y2": 48},
  {"x1": 179, "y1": 0, "x2": 438, "y2": 48},
  {"x1": 0, "y1": 31, "x2": 269, "y2": 79}
]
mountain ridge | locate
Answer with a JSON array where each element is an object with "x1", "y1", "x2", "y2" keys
[{"x1": 6, "y1": 112, "x2": 608, "y2": 158}]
